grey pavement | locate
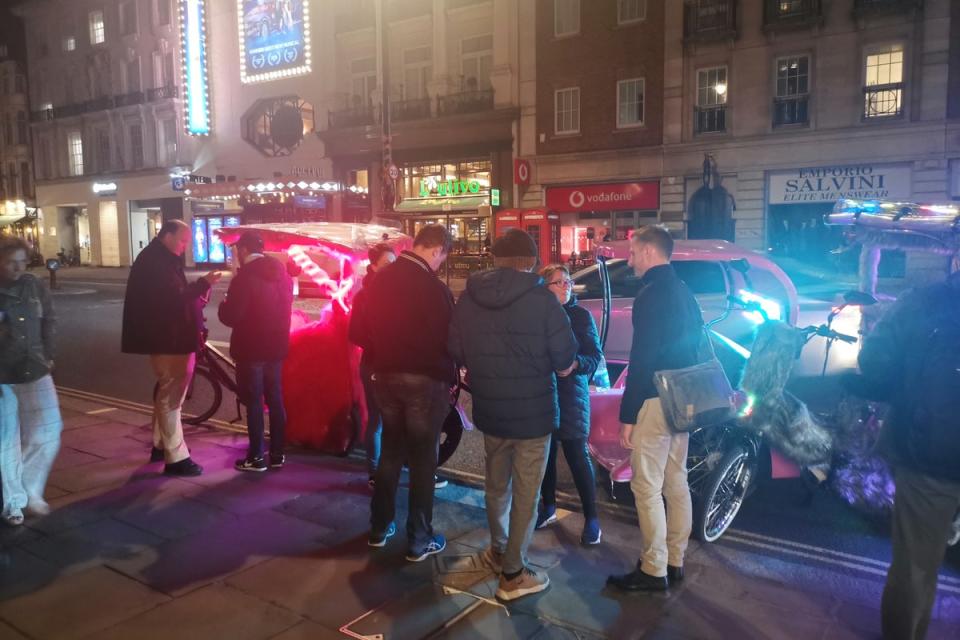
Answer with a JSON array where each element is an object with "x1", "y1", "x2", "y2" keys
[{"x1": 3, "y1": 392, "x2": 958, "y2": 639}]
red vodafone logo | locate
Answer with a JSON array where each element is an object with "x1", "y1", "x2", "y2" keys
[
  {"x1": 568, "y1": 190, "x2": 586, "y2": 209},
  {"x1": 514, "y1": 159, "x2": 531, "y2": 186},
  {"x1": 546, "y1": 181, "x2": 660, "y2": 212}
]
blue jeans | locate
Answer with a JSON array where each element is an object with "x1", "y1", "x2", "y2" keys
[{"x1": 236, "y1": 360, "x2": 286, "y2": 459}]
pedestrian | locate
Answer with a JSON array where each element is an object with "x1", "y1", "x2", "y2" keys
[
  {"x1": 351, "y1": 225, "x2": 455, "y2": 562},
  {"x1": 858, "y1": 269, "x2": 960, "y2": 640},
  {"x1": 348, "y1": 242, "x2": 396, "y2": 486},
  {"x1": 0, "y1": 237, "x2": 62, "y2": 526},
  {"x1": 218, "y1": 232, "x2": 294, "y2": 473},
  {"x1": 121, "y1": 219, "x2": 221, "y2": 477},
  {"x1": 607, "y1": 225, "x2": 703, "y2": 593},
  {"x1": 448, "y1": 229, "x2": 578, "y2": 601},
  {"x1": 535, "y1": 264, "x2": 603, "y2": 545}
]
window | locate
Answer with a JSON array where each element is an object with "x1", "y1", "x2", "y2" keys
[
  {"x1": 401, "y1": 47, "x2": 432, "y2": 100},
  {"x1": 156, "y1": 0, "x2": 171, "y2": 26},
  {"x1": 864, "y1": 44, "x2": 904, "y2": 119},
  {"x1": 696, "y1": 66, "x2": 728, "y2": 133},
  {"x1": 14, "y1": 75, "x2": 24, "y2": 94},
  {"x1": 617, "y1": 78, "x2": 645, "y2": 128},
  {"x1": 774, "y1": 55, "x2": 809, "y2": 126},
  {"x1": 3, "y1": 116, "x2": 11, "y2": 145},
  {"x1": 618, "y1": 0, "x2": 646, "y2": 24},
  {"x1": 6, "y1": 163, "x2": 16, "y2": 198},
  {"x1": 461, "y1": 35, "x2": 493, "y2": 91},
  {"x1": 125, "y1": 57, "x2": 141, "y2": 93},
  {"x1": 120, "y1": 2, "x2": 139, "y2": 36},
  {"x1": 554, "y1": 0, "x2": 580, "y2": 37},
  {"x1": 63, "y1": 36, "x2": 76, "y2": 52},
  {"x1": 350, "y1": 58, "x2": 377, "y2": 109},
  {"x1": 97, "y1": 130, "x2": 111, "y2": 172},
  {"x1": 89, "y1": 10, "x2": 105, "y2": 45},
  {"x1": 555, "y1": 87, "x2": 580, "y2": 134},
  {"x1": 68, "y1": 131, "x2": 84, "y2": 176},
  {"x1": 130, "y1": 123, "x2": 144, "y2": 169},
  {"x1": 20, "y1": 161, "x2": 31, "y2": 197},
  {"x1": 159, "y1": 118, "x2": 177, "y2": 163},
  {"x1": 16, "y1": 111, "x2": 28, "y2": 145},
  {"x1": 38, "y1": 138, "x2": 52, "y2": 179},
  {"x1": 573, "y1": 259, "x2": 726, "y2": 300}
]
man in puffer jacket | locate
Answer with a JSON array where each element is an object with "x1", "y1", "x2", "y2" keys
[
  {"x1": 448, "y1": 229, "x2": 578, "y2": 602},
  {"x1": 219, "y1": 232, "x2": 293, "y2": 473}
]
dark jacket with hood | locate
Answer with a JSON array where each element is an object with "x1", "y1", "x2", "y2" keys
[
  {"x1": 448, "y1": 268, "x2": 578, "y2": 440},
  {"x1": 348, "y1": 269, "x2": 377, "y2": 367},
  {"x1": 351, "y1": 251, "x2": 456, "y2": 383},
  {"x1": 0, "y1": 274, "x2": 56, "y2": 384},
  {"x1": 218, "y1": 254, "x2": 293, "y2": 362},
  {"x1": 557, "y1": 297, "x2": 603, "y2": 439},
  {"x1": 620, "y1": 264, "x2": 704, "y2": 424},
  {"x1": 121, "y1": 238, "x2": 211, "y2": 355}
]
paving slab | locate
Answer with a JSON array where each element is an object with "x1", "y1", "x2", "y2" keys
[
  {"x1": 0, "y1": 547, "x2": 61, "y2": 601},
  {"x1": 21, "y1": 517, "x2": 165, "y2": 574},
  {"x1": 0, "y1": 620, "x2": 30, "y2": 639},
  {"x1": 59, "y1": 421, "x2": 146, "y2": 444},
  {"x1": 94, "y1": 583, "x2": 302, "y2": 640},
  {"x1": 435, "y1": 605, "x2": 545, "y2": 640},
  {"x1": 50, "y1": 446, "x2": 104, "y2": 471},
  {"x1": 46, "y1": 455, "x2": 152, "y2": 494},
  {"x1": 60, "y1": 411, "x2": 115, "y2": 431},
  {"x1": 268, "y1": 619, "x2": 345, "y2": 640},
  {"x1": 0, "y1": 565, "x2": 170, "y2": 640}
]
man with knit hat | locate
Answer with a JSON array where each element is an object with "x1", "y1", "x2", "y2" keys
[{"x1": 448, "y1": 229, "x2": 578, "y2": 601}]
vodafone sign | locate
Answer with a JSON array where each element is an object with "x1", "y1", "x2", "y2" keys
[{"x1": 546, "y1": 181, "x2": 660, "y2": 213}]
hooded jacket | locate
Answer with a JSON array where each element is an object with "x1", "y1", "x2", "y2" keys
[
  {"x1": 218, "y1": 254, "x2": 293, "y2": 362},
  {"x1": 448, "y1": 268, "x2": 578, "y2": 440},
  {"x1": 0, "y1": 274, "x2": 55, "y2": 384},
  {"x1": 121, "y1": 238, "x2": 211, "y2": 355},
  {"x1": 557, "y1": 297, "x2": 603, "y2": 439}
]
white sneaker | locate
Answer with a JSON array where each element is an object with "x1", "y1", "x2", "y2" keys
[
  {"x1": 25, "y1": 498, "x2": 51, "y2": 518},
  {"x1": 496, "y1": 567, "x2": 550, "y2": 601}
]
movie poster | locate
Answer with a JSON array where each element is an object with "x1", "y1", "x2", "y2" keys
[{"x1": 239, "y1": 0, "x2": 312, "y2": 83}]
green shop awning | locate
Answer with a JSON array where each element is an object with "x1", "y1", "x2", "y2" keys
[{"x1": 393, "y1": 195, "x2": 490, "y2": 213}]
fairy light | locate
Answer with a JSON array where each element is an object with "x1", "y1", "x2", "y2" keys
[
  {"x1": 238, "y1": 0, "x2": 313, "y2": 84},
  {"x1": 287, "y1": 246, "x2": 355, "y2": 313},
  {"x1": 179, "y1": 0, "x2": 211, "y2": 136}
]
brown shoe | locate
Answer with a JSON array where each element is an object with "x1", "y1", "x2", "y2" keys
[
  {"x1": 481, "y1": 547, "x2": 503, "y2": 574},
  {"x1": 496, "y1": 567, "x2": 550, "y2": 601}
]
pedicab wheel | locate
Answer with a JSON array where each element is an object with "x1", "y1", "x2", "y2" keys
[
  {"x1": 437, "y1": 407, "x2": 464, "y2": 468},
  {"x1": 693, "y1": 444, "x2": 755, "y2": 543},
  {"x1": 179, "y1": 367, "x2": 222, "y2": 425}
]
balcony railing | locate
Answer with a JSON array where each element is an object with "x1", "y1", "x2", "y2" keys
[
  {"x1": 853, "y1": 0, "x2": 921, "y2": 17},
  {"x1": 695, "y1": 105, "x2": 727, "y2": 134},
  {"x1": 773, "y1": 95, "x2": 809, "y2": 127},
  {"x1": 863, "y1": 83, "x2": 904, "y2": 119},
  {"x1": 391, "y1": 97, "x2": 432, "y2": 122},
  {"x1": 684, "y1": 0, "x2": 737, "y2": 42},
  {"x1": 30, "y1": 85, "x2": 179, "y2": 122},
  {"x1": 763, "y1": 0, "x2": 822, "y2": 31},
  {"x1": 437, "y1": 89, "x2": 494, "y2": 117},
  {"x1": 327, "y1": 105, "x2": 379, "y2": 129}
]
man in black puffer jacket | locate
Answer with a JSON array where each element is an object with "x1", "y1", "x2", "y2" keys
[
  {"x1": 219, "y1": 232, "x2": 293, "y2": 473},
  {"x1": 449, "y1": 229, "x2": 578, "y2": 602}
]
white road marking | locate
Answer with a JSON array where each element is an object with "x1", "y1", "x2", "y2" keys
[{"x1": 85, "y1": 407, "x2": 117, "y2": 415}]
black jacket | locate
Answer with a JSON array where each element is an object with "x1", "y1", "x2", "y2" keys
[
  {"x1": 351, "y1": 251, "x2": 456, "y2": 383},
  {"x1": 620, "y1": 264, "x2": 704, "y2": 424},
  {"x1": 349, "y1": 269, "x2": 377, "y2": 366},
  {"x1": 557, "y1": 298, "x2": 603, "y2": 439},
  {"x1": 0, "y1": 274, "x2": 56, "y2": 383},
  {"x1": 218, "y1": 255, "x2": 293, "y2": 362},
  {"x1": 858, "y1": 272, "x2": 960, "y2": 483},
  {"x1": 121, "y1": 238, "x2": 211, "y2": 355},
  {"x1": 448, "y1": 268, "x2": 578, "y2": 440}
]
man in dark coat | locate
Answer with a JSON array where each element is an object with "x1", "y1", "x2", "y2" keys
[
  {"x1": 859, "y1": 271, "x2": 960, "y2": 640},
  {"x1": 219, "y1": 232, "x2": 293, "y2": 473},
  {"x1": 608, "y1": 225, "x2": 703, "y2": 593},
  {"x1": 351, "y1": 225, "x2": 454, "y2": 563},
  {"x1": 448, "y1": 229, "x2": 578, "y2": 602},
  {"x1": 122, "y1": 219, "x2": 221, "y2": 477}
]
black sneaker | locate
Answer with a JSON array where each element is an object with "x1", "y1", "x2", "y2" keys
[
  {"x1": 163, "y1": 458, "x2": 203, "y2": 477},
  {"x1": 406, "y1": 534, "x2": 446, "y2": 562},
  {"x1": 235, "y1": 457, "x2": 268, "y2": 473},
  {"x1": 269, "y1": 454, "x2": 285, "y2": 469},
  {"x1": 149, "y1": 447, "x2": 164, "y2": 463},
  {"x1": 434, "y1": 475, "x2": 448, "y2": 489},
  {"x1": 368, "y1": 522, "x2": 397, "y2": 548}
]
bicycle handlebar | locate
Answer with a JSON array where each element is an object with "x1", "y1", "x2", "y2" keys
[{"x1": 800, "y1": 325, "x2": 858, "y2": 344}]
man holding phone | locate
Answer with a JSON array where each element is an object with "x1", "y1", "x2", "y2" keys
[{"x1": 122, "y1": 219, "x2": 222, "y2": 477}]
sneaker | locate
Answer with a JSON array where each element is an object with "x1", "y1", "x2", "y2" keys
[
  {"x1": 434, "y1": 475, "x2": 448, "y2": 490},
  {"x1": 163, "y1": 457, "x2": 203, "y2": 477},
  {"x1": 581, "y1": 518, "x2": 601, "y2": 546},
  {"x1": 481, "y1": 547, "x2": 504, "y2": 575},
  {"x1": 269, "y1": 453, "x2": 285, "y2": 469},
  {"x1": 2, "y1": 510, "x2": 24, "y2": 527},
  {"x1": 24, "y1": 498, "x2": 51, "y2": 518},
  {"x1": 149, "y1": 446, "x2": 164, "y2": 463},
  {"x1": 235, "y1": 456, "x2": 268, "y2": 473},
  {"x1": 496, "y1": 567, "x2": 550, "y2": 601},
  {"x1": 535, "y1": 504, "x2": 558, "y2": 529},
  {"x1": 368, "y1": 522, "x2": 397, "y2": 548},
  {"x1": 406, "y1": 534, "x2": 446, "y2": 562}
]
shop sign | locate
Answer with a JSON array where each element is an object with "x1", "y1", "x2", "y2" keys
[
  {"x1": 92, "y1": 182, "x2": 118, "y2": 196},
  {"x1": 546, "y1": 181, "x2": 660, "y2": 213},
  {"x1": 172, "y1": 174, "x2": 212, "y2": 191},
  {"x1": 191, "y1": 200, "x2": 225, "y2": 213},
  {"x1": 491, "y1": 189, "x2": 501, "y2": 206},
  {"x1": 767, "y1": 164, "x2": 912, "y2": 205},
  {"x1": 514, "y1": 159, "x2": 531, "y2": 186},
  {"x1": 293, "y1": 195, "x2": 326, "y2": 209},
  {"x1": 419, "y1": 179, "x2": 486, "y2": 198}
]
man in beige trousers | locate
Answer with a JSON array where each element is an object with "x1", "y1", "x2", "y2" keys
[{"x1": 607, "y1": 226, "x2": 704, "y2": 592}]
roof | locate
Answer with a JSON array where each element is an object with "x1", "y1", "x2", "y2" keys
[
  {"x1": 214, "y1": 222, "x2": 410, "y2": 255},
  {"x1": 597, "y1": 239, "x2": 764, "y2": 261}
]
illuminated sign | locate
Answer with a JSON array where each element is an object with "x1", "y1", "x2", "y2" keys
[
  {"x1": 239, "y1": 0, "x2": 312, "y2": 84},
  {"x1": 418, "y1": 179, "x2": 486, "y2": 198},
  {"x1": 92, "y1": 182, "x2": 118, "y2": 195},
  {"x1": 192, "y1": 218, "x2": 209, "y2": 263},
  {"x1": 491, "y1": 188, "x2": 500, "y2": 206},
  {"x1": 179, "y1": 0, "x2": 211, "y2": 136}
]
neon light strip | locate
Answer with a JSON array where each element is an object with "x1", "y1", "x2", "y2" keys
[
  {"x1": 287, "y1": 246, "x2": 354, "y2": 313},
  {"x1": 180, "y1": 0, "x2": 211, "y2": 135}
]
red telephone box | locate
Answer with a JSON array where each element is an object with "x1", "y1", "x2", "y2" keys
[{"x1": 494, "y1": 208, "x2": 561, "y2": 266}]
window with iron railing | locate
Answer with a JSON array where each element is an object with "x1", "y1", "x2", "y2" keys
[
  {"x1": 854, "y1": 0, "x2": 920, "y2": 16},
  {"x1": 763, "y1": 0, "x2": 822, "y2": 28},
  {"x1": 773, "y1": 55, "x2": 809, "y2": 126},
  {"x1": 685, "y1": 0, "x2": 737, "y2": 39},
  {"x1": 863, "y1": 45, "x2": 904, "y2": 119},
  {"x1": 695, "y1": 66, "x2": 728, "y2": 133}
]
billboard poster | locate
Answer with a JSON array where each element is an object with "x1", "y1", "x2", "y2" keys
[
  {"x1": 239, "y1": 0, "x2": 312, "y2": 84},
  {"x1": 192, "y1": 218, "x2": 209, "y2": 264},
  {"x1": 208, "y1": 217, "x2": 225, "y2": 263}
]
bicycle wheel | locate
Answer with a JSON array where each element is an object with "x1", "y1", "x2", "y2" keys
[
  {"x1": 181, "y1": 366, "x2": 223, "y2": 425},
  {"x1": 693, "y1": 444, "x2": 756, "y2": 543}
]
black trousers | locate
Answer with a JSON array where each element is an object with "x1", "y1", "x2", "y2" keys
[
  {"x1": 540, "y1": 435, "x2": 598, "y2": 521},
  {"x1": 881, "y1": 467, "x2": 960, "y2": 640},
  {"x1": 370, "y1": 372, "x2": 449, "y2": 549}
]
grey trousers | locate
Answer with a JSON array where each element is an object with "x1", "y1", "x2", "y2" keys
[
  {"x1": 483, "y1": 433, "x2": 551, "y2": 575},
  {"x1": 882, "y1": 467, "x2": 960, "y2": 640}
]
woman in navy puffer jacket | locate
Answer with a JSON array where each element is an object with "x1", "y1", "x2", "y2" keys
[{"x1": 536, "y1": 264, "x2": 603, "y2": 545}]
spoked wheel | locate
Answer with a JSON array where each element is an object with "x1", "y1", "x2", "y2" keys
[
  {"x1": 687, "y1": 425, "x2": 731, "y2": 500},
  {"x1": 181, "y1": 367, "x2": 222, "y2": 425},
  {"x1": 693, "y1": 444, "x2": 756, "y2": 542},
  {"x1": 437, "y1": 407, "x2": 464, "y2": 467}
]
